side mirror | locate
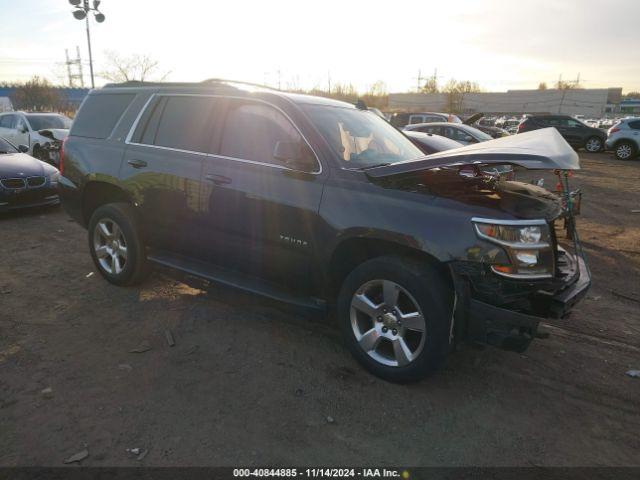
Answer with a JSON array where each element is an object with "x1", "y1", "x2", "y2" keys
[
  {"x1": 18, "y1": 144, "x2": 29, "y2": 153},
  {"x1": 19, "y1": 125, "x2": 28, "y2": 134},
  {"x1": 273, "y1": 141, "x2": 317, "y2": 172}
]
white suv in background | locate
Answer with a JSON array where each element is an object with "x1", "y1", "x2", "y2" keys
[
  {"x1": 0, "y1": 111, "x2": 71, "y2": 164},
  {"x1": 605, "y1": 117, "x2": 640, "y2": 160}
]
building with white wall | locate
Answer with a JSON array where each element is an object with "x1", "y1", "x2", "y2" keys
[{"x1": 389, "y1": 88, "x2": 623, "y2": 117}]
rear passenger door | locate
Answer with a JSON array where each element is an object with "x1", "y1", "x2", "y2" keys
[
  {"x1": 562, "y1": 118, "x2": 586, "y2": 145},
  {"x1": 199, "y1": 98, "x2": 325, "y2": 293},
  {"x1": 122, "y1": 94, "x2": 219, "y2": 254}
]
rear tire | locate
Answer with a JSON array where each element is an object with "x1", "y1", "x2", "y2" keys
[
  {"x1": 614, "y1": 141, "x2": 637, "y2": 161},
  {"x1": 584, "y1": 136, "x2": 603, "y2": 153},
  {"x1": 337, "y1": 256, "x2": 452, "y2": 383},
  {"x1": 88, "y1": 203, "x2": 150, "y2": 286}
]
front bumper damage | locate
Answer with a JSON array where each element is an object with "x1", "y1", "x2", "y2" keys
[{"x1": 450, "y1": 249, "x2": 591, "y2": 353}]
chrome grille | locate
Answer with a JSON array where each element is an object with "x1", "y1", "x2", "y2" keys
[
  {"x1": 27, "y1": 176, "x2": 45, "y2": 187},
  {"x1": 1, "y1": 178, "x2": 26, "y2": 189}
]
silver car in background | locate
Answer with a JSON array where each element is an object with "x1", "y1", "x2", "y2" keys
[{"x1": 605, "y1": 117, "x2": 640, "y2": 160}]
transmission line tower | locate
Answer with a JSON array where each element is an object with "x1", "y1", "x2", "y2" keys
[{"x1": 65, "y1": 46, "x2": 84, "y2": 87}]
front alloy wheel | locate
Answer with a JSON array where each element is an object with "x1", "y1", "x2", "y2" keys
[
  {"x1": 350, "y1": 279, "x2": 426, "y2": 367},
  {"x1": 93, "y1": 218, "x2": 128, "y2": 275},
  {"x1": 338, "y1": 256, "x2": 452, "y2": 383},
  {"x1": 615, "y1": 143, "x2": 634, "y2": 160},
  {"x1": 584, "y1": 137, "x2": 603, "y2": 153}
]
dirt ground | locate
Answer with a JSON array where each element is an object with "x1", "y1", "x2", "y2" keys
[{"x1": 1, "y1": 152, "x2": 639, "y2": 467}]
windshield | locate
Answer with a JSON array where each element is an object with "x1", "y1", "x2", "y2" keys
[
  {"x1": 303, "y1": 105, "x2": 423, "y2": 169},
  {"x1": 466, "y1": 126, "x2": 493, "y2": 141},
  {"x1": 0, "y1": 137, "x2": 18, "y2": 154},
  {"x1": 26, "y1": 114, "x2": 72, "y2": 130}
]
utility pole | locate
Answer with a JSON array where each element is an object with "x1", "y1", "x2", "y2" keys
[{"x1": 415, "y1": 69, "x2": 423, "y2": 92}]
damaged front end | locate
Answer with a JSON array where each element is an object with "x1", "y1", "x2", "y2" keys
[
  {"x1": 37, "y1": 129, "x2": 67, "y2": 166},
  {"x1": 368, "y1": 128, "x2": 591, "y2": 352},
  {"x1": 449, "y1": 166, "x2": 591, "y2": 352},
  {"x1": 450, "y1": 211, "x2": 591, "y2": 352}
]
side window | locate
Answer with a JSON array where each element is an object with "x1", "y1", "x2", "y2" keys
[
  {"x1": 133, "y1": 97, "x2": 167, "y2": 145},
  {"x1": 0, "y1": 114, "x2": 16, "y2": 129},
  {"x1": 219, "y1": 101, "x2": 312, "y2": 167},
  {"x1": 545, "y1": 117, "x2": 561, "y2": 127},
  {"x1": 71, "y1": 93, "x2": 135, "y2": 139},
  {"x1": 628, "y1": 120, "x2": 640, "y2": 130},
  {"x1": 566, "y1": 119, "x2": 582, "y2": 128},
  {"x1": 152, "y1": 96, "x2": 219, "y2": 152},
  {"x1": 408, "y1": 115, "x2": 424, "y2": 125},
  {"x1": 445, "y1": 127, "x2": 470, "y2": 142},
  {"x1": 16, "y1": 117, "x2": 28, "y2": 132}
]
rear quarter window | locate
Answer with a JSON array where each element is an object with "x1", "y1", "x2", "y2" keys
[{"x1": 71, "y1": 93, "x2": 135, "y2": 139}]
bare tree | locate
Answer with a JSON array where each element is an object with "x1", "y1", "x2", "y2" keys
[
  {"x1": 421, "y1": 76, "x2": 438, "y2": 93},
  {"x1": 442, "y1": 79, "x2": 481, "y2": 113},
  {"x1": 100, "y1": 51, "x2": 170, "y2": 83},
  {"x1": 555, "y1": 78, "x2": 582, "y2": 90},
  {"x1": 10, "y1": 76, "x2": 63, "y2": 112}
]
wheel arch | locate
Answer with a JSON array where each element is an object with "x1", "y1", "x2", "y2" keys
[
  {"x1": 613, "y1": 138, "x2": 638, "y2": 150},
  {"x1": 325, "y1": 236, "x2": 452, "y2": 299},
  {"x1": 81, "y1": 181, "x2": 133, "y2": 227}
]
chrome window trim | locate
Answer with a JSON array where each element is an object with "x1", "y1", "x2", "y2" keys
[{"x1": 124, "y1": 93, "x2": 323, "y2": 175}]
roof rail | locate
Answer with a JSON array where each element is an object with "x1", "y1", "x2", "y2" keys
[
  {"x1": 103, "y1": 81, "x2": 201, "y2": 88},
  {"x1": 200, "y1": 78, "x2": 280, "y2": 91},
  {"x1": 103, "y1": 79, "x2": 279, "y2": 91}
]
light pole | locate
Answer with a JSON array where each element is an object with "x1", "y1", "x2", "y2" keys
[{"x1": 69, "y1": 0, "x2": 105, "y2": 89}]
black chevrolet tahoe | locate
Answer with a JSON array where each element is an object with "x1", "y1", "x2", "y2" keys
[{"x1": 59, "y1": 80, "x2": 591, "y2": 382}]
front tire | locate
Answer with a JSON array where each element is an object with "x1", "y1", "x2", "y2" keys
[
  {"x1": 584, "y1": 136, "x2": 603, "y2": 153},
  {"x1": 614, "y1": 141, "x2": 637, "y2": 161},
  {"x1": 337, "y1": 256, "x2": 452, "y2": 383},
  {"x1": 88, "y1": 203, "x2": 149, "y2": 286}
]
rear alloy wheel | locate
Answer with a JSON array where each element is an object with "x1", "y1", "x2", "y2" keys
[
  {"x1": 338, "y1": 256, "x2": 452, "y2": 383},
  {"x1": 93, "y1": 219, "x2": 128, "y2": 275},
  {"x1": 88, "y1": 203, "x2": 149, "y2": 286},
  {"x1": 615, "y1": 141, "x2": 636, "y2": 161},
  {"x1": 584, "y1": 136, "x2": 603, "y2": 153}
]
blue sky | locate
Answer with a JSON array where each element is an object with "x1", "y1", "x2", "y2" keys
[{"x1": 1, "y1": 0, "x2": 639, "y2": 92}]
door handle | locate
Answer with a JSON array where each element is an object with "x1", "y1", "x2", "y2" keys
[
  {"x1": 127, "y1": 159, "x2": 147, "y2": 169},
  {"x1": 205, "y1": 173, "x2": 232, "y2": 185}
]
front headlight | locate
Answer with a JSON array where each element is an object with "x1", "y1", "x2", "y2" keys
[
  {"x1": 473, "y1": 218, "x2": 554, "y2": 278},
  {"x1": 49, "y1": 171, "x2": 60, "y2": 184}
]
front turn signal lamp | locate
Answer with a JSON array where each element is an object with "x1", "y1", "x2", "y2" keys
[{"x1": 472, "y1": 218, "x2": 554, "y2": 279}]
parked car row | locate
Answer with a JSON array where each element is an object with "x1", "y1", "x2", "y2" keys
[{"x1": 0, "y1": 111, "x2": 71, "y2": 166}]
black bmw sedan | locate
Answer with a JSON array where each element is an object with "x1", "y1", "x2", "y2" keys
[{"x1": 0, "y1": 136, "x2": 59, "y2": 211}]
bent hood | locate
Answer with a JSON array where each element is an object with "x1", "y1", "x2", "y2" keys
[
  {"x1": 367, "y1": 128, "x2": 579, "y2": 179},
  {"x1": 37, "y1": 129, "x2": 69, "y2": 142}
]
